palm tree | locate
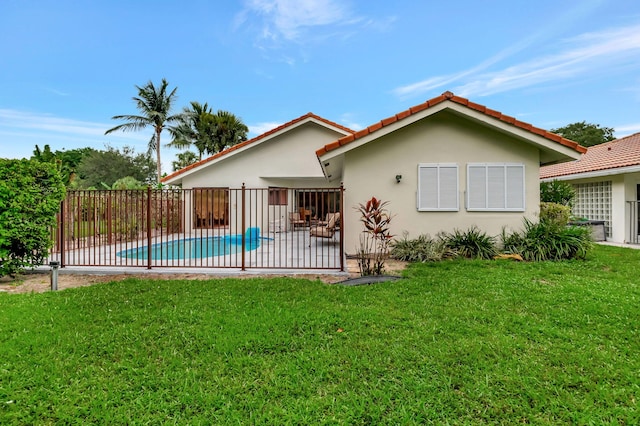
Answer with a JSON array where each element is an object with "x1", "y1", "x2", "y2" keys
[
  {"x1": 105, "y1": 78, "x2": 181, "y2": 184},
  {"x1": 168, "y1": 101, "x2": 216, "y2": 160},
  {"x1": 210, "y1": 110, "x2": 249, "y2": 153},
  {"x1": 168, "y1": 105, "x2": 249, "y2": 159}
]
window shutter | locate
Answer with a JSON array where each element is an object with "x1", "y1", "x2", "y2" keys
[
  {"x1": 467, "y1": 164, "x2": 525, "y2": 211},
  {"x1": 418, "y1": 164, "x2": 458, "y2": 211},
  {"x1": 506, "y1": 165, "x2": 524, "y2": 209},
  {"x1": 467, "y1": 165, "x2": 486, "y2": 209}
]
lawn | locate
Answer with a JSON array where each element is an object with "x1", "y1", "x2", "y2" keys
[{"x1": 1, "y1": 244, "x2": 639, "y2": 424}]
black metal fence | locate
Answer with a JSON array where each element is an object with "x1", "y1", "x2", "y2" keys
[{"x1": 48, "y1": 186, "x2": 344, "y2": 270}]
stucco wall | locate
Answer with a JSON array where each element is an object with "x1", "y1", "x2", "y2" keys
[
  {"x1": 180, "y1": 122, "x2": 344, "y2": 190},
  {"x1": 341, "y1": 111, "x2": 541, "y2": 252}
]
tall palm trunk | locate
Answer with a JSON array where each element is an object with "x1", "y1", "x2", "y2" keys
[{"x1": 155, "y1": 127, "x2": 162, "y2": 185}]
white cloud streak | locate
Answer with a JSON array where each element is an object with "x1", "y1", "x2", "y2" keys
[
  {"x1": 240, "y1": 0, "x2": 352, "y2": 42},
  {"x1": 393, "y1": 24, "x2": 640, "y2": 100},
  {"x1": 249, "y1": 121, "x2": 283, "y2": 136}
]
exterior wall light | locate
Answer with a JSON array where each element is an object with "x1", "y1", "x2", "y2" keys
[{"x1": 395, "y1": 174, "x2": 402, "y2": 183}]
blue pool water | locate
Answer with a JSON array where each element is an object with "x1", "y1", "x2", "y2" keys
[{"x1": 117, "y1": 233, "x2": 261, "y2": 260}]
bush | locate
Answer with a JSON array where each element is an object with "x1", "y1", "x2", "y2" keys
[
  {"x1": 540, "y1": 202, "x2": 571, "y2": 227},
  {"x1": 0, "y1": 159, "x2": 66, "y2": 277},
  {"x1": 501, "y1": 218, "x2": 593, "y2": 261},
  {"x1": 440, "y1": 226, "x2": 498, "y2": 260},
  {"x1": 390, "y1": 232, "x2": 446, "y2": 262},
  {"x1": 540, "y1": 180, "x2": 575, "y2": 206}
]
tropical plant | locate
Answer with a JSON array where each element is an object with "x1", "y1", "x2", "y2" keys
[
  {"x1": 168, "y1": 101, "x2": 216, "y2": 160},
  {"x1": 390, "y1": 232, "x2": 446, "y2": 262},
  {"x1": 440, "y1": 226, "x2": 498, "y2": 259},
  {"x1": 354, "y1": 197, "x2": 393, "y2": 276},
  {"x1": 210, "y1": 110, "x2": 249, "y2": 152},
  {"x1": 0, "y1": 159, "x2": 66, "y2": 277},
  {"x1": 540, "y1": 180, "x2": 576, "y2": 206},
  {"x1": 501, "y1": 218, "x2": 593, "y2": 261},
  {"x1": 105, "y1": 78, "x2": 181, "y2": 184}
]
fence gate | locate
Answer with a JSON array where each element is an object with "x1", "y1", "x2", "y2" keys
[{"x1": 48, "y1": 186, "x2": 344, "y2": 271}]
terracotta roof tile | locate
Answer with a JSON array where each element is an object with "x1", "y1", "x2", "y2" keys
[
  {"x1": 162, "y1": 112, "x2": 354, "y2": 183},
  {"x1": 540, "y1": 132, "x2": 640, "y2": 179},
  {"x1": 317, "y1": 91, "x2": 587, "y2": 157}
]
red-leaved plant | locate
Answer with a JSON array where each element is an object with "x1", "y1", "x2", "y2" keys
[{"x1": 354, "y1": 196, "x2": 393, "y2": 276}]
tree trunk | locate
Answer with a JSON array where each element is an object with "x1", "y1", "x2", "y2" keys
[{"x1": 156, "y1": 127, "x2": 162, "y2": 185}]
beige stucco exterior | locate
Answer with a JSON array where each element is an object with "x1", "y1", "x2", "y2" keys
[
  {"x1": 174, "y1": 121, "x2": 347, "y2": 189},
  {"x1": 338, "y1": 111, "x2": 543, "y2": 251}
]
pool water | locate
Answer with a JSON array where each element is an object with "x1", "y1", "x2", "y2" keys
[{"x1": 117, "y1": 235, "x2": 260, "y2": 260}]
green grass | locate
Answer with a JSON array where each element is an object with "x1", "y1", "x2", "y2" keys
[{"x1": 2, "y1": 244, "x2": 640, "y2": 424}]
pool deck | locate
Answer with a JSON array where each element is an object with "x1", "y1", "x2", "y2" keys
[{"x1": 44, "y1": 228, "x2": 348, "y2": 275}]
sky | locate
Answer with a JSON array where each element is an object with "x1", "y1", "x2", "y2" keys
[{"x1": 1, "y1": 0, "x2": 640, "y2": 174}]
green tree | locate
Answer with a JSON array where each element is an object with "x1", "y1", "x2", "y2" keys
[
  {"x1": 31, "y1": 145, "x2": 93, "y2": 186},
  {"x1": 551, "y1": 121, "x2": 615, "y2": 147},
  {"x1": 76, "y1": 146, "x2": 156, "y2": 189},
  {"x1": 168, "y1": 101, "x2": 216, "y2": 160},
  {"x1": 172, "y1": 151, "x2": 198, "y2": 171},
  {"x1": 540, "y1": 180, "x2": 576, "y2": 206},
  {"x1": 0, "y1": 159, "x2": 66, "y2": 277},
  {"x1": 210, "y1": 110, "x2": 249, "y2": 153},
  {"x1": 105, "y1": 78, "x2": 181, "y2": 184}
]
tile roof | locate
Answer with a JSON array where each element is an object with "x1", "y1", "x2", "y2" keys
[
  {"x1": 540, "y1": 131, "x2": 640, "y2": 179},
  {"x1": 316, "y1": 91, "x2": 587, "y2": 157},
  {"x1": 162, "y1": 113, "x2": 354, "y2": 183}
]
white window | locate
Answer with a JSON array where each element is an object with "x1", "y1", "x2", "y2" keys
[
  {"x1": 417, "y1": 163, "x2": 459, "y2": 211},
  {"x1": 467, "y1": 164, "x2": 525, "y2": 211}
]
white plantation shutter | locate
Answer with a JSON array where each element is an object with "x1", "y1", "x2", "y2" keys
[
  {"x1": 418, "y1": 164, "x2": 459, "y2": 211},
  {"x1": 467, "y1": 164, "x2": 525, "y2": 211}
]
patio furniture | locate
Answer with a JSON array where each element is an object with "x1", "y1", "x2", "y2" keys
[
  {"x1": 317, "y1": 212, "x2": 337, "y2": 227},
  {"x1": 310, "y1": 212, "x2": 340, "y2": 241},
  {"x1": 289, "y1": 212, "x2": 306, "y2": 229}
]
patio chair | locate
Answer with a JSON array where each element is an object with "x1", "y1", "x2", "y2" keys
[
  {"x1": 309, "y1": 212, "x2": 340, "y2": 241},
  {"x1": 317, "y1": 212, "x2": 337, "y2": 227},
  {"x1": 289, "y1": 211, "x2": 306, "y2": 229}
]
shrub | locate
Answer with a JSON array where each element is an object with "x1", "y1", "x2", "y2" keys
[
  {"x1": 540, "y1": 202, "x2": 571, "y2": 227},
  {"x1": 501, "y1": 218, "x2": 593, "y2": 261},
  {"x1": 0, "y1": 159, "x2": 66, "y2": 277},
  {"x1": 540, "y1": 180, "x2": 575, "y2": 206},
  {"x1": 440, "y1": 226, "x2": 498, "y2": 260},
  {"x1": 390, "y1": 232, "x2": 446, "y2": 262},
  {"x1": 354, "y1": 197, "x2": 393, "y2": 276}
]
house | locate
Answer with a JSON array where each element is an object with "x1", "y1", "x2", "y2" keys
[
  {"x1": 540, "y1": 132, "x2": 640, "y2": 244},
  {"x1": 163, "y1": 91, "x2": 585, "y2": 254}
]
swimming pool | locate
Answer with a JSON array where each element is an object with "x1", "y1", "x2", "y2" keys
[{"x1": 117, "y1": 234, "x2": 260, "y2": 260}]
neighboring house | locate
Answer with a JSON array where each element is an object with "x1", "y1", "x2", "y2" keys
[
  {"x1": 540, "y1": 132, "x2": 640, "y2": 244},
  {"x1": 164, "y1": 91, "x2": 585, "y2": 253}
]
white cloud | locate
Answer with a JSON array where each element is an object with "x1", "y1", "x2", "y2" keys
[
  {"x1": 249, "y1": 121, "x2": 283, "y2": 136},
  {"x1": 242, "y1": 0, "x2": 352, "y2": 41},
  {"x1": 339, "y1": 113, "x2": 363, "y2": 131},
  {"x1": 393, "y1": 23, "x2": 640, "y2": 100},
  {"x1": 0, "y1": 109, "x2": 150, "y2": 156},
  {"x1": 614, "y1": 123, "x2": 640, "y2": 137}
]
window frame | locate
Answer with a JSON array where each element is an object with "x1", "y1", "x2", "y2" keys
[
  {"x1": 466, "y1": 163, "x2": 525, "y2": 212},
  {"x1": 268, "y1": 187, "x2": 288, "y2": 206},
  {"x1": 417, "y1": 163, "x2": 459, "y2": 212}
]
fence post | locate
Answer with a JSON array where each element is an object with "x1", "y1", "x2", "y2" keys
[
  {"x1": 147, "y1": 186, "x2": 152, "y2": 270},
  {"x1": 339, "y1": 183, "x2": 345, "y2": 272},
  {"x1": 60, "y1": 197, "x2": 65, "y2": 268},
  {"x1": 241, "y1": 183, "x2": 246, "y2": 271}
]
